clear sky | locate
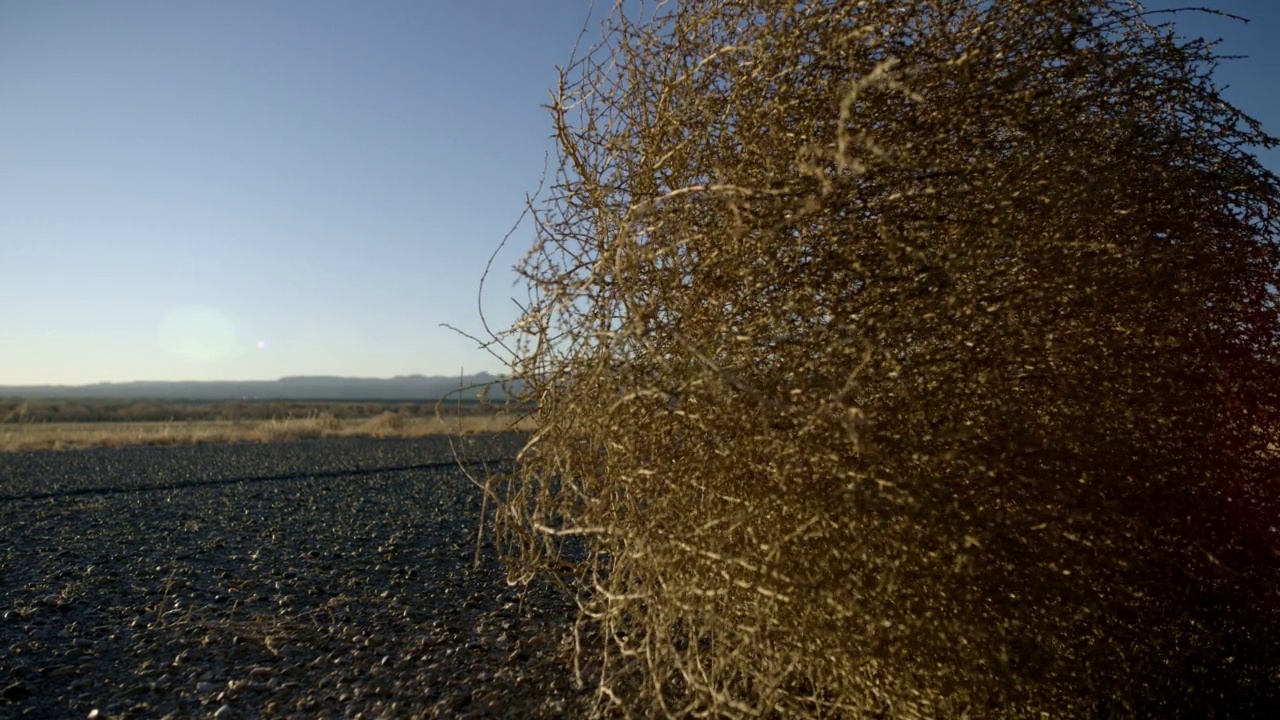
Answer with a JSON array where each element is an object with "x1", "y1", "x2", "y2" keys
[{"x1": 1, "y1": 1, "x2": 1277, "y2": 385}]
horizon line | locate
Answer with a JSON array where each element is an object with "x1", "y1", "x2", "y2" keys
[{"x1": 0, "y1": 371, "x2": 517, "y2": 389}]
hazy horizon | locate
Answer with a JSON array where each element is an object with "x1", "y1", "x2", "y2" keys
[
  {"x1": 3, "y1": 1, "x2": 1277, "y2": 385},
  {"x1": 0, "y1": 369, "x2": 511, "y2": 388}
]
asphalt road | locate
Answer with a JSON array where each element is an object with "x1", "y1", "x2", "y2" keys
[{"x1": 0, "y1": 435, "x2": 594, "y2": 719}]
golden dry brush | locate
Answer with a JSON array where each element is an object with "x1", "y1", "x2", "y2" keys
[{"x1": 488, "y1": 1, "x2": 1280, "y2": 717}]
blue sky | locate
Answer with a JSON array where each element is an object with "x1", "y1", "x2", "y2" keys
[{"x1": 1, "y1": 1, "x2": 1277, "y2": 385}]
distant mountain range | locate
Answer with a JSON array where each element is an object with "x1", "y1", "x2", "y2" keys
[{"x1": 0, "y1": 373, "x2": 525, "y2": 402}]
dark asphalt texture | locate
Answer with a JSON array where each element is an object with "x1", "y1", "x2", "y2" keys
[{"x1": 0, "y1": 435, "x2": 594, "y2": 719}]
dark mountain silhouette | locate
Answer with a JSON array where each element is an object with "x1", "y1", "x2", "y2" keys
[{"x1": 0, "y1": 373, "x2": 524, "y2": 401}]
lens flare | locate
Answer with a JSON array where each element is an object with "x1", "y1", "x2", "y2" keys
[{"x1": 158, "y1": 306, "x2": 237, "y2": 363}]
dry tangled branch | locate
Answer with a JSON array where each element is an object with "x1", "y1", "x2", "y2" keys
[{"x1": 486, "y1": 1, "x2": 1280, "y2": 717}]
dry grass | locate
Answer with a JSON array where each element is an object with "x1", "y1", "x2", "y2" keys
[
  {"x1": 0, "y1": 413, "x2": 537, "y2": 453},
  {"x1": 481, "y1": 1, "x2": 1280, "y2": 718}
]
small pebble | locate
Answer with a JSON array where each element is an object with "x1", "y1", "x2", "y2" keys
[{"x1": 213, "y1": 705, "x2": 233, "y2": 719}]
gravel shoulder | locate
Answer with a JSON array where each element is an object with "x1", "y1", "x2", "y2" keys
[{"x1": 0, "y1": 435, "x2": 596, "y2": 719}]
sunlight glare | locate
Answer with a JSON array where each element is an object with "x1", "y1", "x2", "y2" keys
[{"x1": 158, "y1": 305, "x2": 238, "y2": 363}]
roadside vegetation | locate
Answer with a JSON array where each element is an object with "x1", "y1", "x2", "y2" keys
[
  {"x1": 485, "y1": 1, "x2": 1280, "y2": 718},
  {"x1": 0, "y1": 399, "x2": 535, "y2": 452}
]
